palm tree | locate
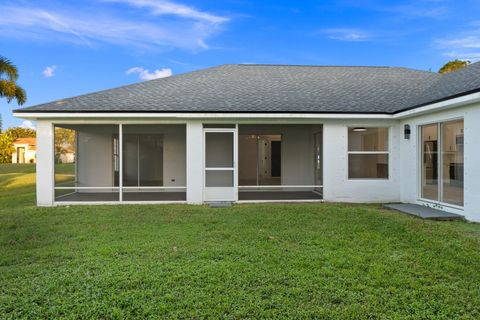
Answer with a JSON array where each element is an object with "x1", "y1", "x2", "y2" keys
[{"x1": 0, "y1": 55, "x2": 26, "y2": 105}]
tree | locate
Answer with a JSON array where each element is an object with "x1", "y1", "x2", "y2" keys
[
  {"x1": 54, "y1": 127, "x2": 76, "y2": 163},
  {"x1": 0, "y1": 56, "x2": 26, "y2": 105},
  {"x1": 1, "y1": 55, "x2": 27, "y2": 133},
  {"x1": 439, "y1": 59, "x2": 471, "y2": 74},
  {"x1": 0, "y1": 127, "x2": 36, "y2": 163}
]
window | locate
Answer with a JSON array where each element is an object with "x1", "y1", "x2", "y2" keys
[{"x1": 348, "y1": 127, "x2": 389, "y2": 179}]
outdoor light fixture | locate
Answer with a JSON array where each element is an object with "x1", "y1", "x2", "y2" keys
[
  {"x1": 404, "y1": 124, "x2": 411, "y2": 140},
  {"x1": 353, "y1": 127, "x2": 367, "y2": 132}
]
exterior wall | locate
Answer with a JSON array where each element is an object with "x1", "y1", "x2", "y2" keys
[
  {"x1": 323, "y1": 119, "x2": 401, "y2": 203},
  {"x1": 36, "y1": 120, "x2": 54, "y2": 206},
  {"x1": 399, "y1": 102, "x2": 480, "y2": 221},
  {"x1": 77, "y1": 129, "x2": 114, "y2": 188},
  {"x1": 26, "y1": 107, "x2": 480, "y2": 222},
  {"x1": 163, "y1": 127, "x2": 186, "y2": 187}
]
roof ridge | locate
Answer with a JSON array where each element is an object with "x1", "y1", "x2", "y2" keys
[
  {"x1": 235, "y1": 63, "x2": 393, "y2": 68},
  {"x1": 233, "y1": 64, "x2": 437, "y2": 74}
]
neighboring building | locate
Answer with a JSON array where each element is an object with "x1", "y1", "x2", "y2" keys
[
  {"x1": 12, "y1": 63, "x2": 480, "y2": 221},
  {"x1": 12, "y1": 137, "x2": 36, "y2": 164},
  {"x1": 55, "y1": 143, "x2": 75, "y2": 164}
]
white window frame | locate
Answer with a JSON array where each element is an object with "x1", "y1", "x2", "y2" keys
[{"x1": 347, "y1": 126, "x2": 390, "y2": 180}]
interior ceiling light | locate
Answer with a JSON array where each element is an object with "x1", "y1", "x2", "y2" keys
[{"x1": 353, "y1": 127, "x2": 367, "y2": 132}]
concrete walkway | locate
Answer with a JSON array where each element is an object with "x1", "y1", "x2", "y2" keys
[{"x1": 384, "y1": 203, "x2": 464, "y2": 221}]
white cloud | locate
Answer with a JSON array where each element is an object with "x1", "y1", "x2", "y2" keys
[
  {"x1": 105, "y1": 0, "x2": 229, "y2": 24},
  {"x1": 42, "y1": 65, "x2": 56, "y2": 77},
  {"x1": 20, "y1": 120, "x2": 36, "y2": 130},
  {"x1": 0, "y1": 2, "x2": 229, "y2": 51},
  {"x1": 319, "y1": 28, "x2": 372, "y2": 42},
  {"x1": 339, "y1": 2, "x2": 449, "y2": 19},
  {"x1": 442, "y1": 50, "x2": 480, "y2": 62},
  {"x1": 437, "y1": 30, "x2": 480, "y2": 62},
  {"x1": 387, "y1": 4, "x2": 448, "y2": 18},
  {"x1": 126, "y1": 67, "x2": 172, "y2": 80},
  {"x1": 439, "y1": 36, "x2": 480, "y2": 49}
]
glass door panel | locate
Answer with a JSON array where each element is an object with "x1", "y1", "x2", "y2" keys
[
  {"x1": 139, "y1": 134, "x2": 163, "y2": 186},
  {"x1": 421, "y1": 123, "x2": 439, "y2": 201},
  {"x1": 441, "y1": 120, "x2": 464, "y2": 206},
  {"x1": 123, "y1": 134, "x2": 139, "y2": 187}
]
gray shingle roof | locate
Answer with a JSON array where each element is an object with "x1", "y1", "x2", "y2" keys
[
  {"x1": 14, "y1": 63, "x2": 480, "y2": 114},
  {"x1": 404, "y1": 61, "x2": 480, "y2": 110}
]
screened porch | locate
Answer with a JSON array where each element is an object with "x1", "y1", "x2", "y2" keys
[
  {"x1": 237, "y1": 124, "x2": 323, "y2": 201},
  {"x1": 53, "y1": 124, "x2": 186, "y2": 203}
]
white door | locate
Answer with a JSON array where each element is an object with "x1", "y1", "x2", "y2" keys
[{"x1": 204, "y1": 128, "x2": 237, "y2": 202}]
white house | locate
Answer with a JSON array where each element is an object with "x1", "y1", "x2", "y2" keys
[
  {"x1": 13, "y1": 63, "x2": 480, "y2": 221},
  {"x1": 12, "y1": 137, "x2": 36, "y2": 164}
]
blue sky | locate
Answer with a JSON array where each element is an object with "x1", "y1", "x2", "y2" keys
[{"x1": 2, "y1": 0, "x2": 480, "y2": 128}]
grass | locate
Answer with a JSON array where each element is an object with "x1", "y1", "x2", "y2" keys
[{"x1": 1, "y1": 164, "x2": 480, "y2": 318}]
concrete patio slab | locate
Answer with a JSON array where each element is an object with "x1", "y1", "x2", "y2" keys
[{"x1": 384, "y1": 203, "x2": 464, "y2": 221}]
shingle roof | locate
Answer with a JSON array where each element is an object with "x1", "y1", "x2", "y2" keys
[
  {"x1": 404, "y1": 61, "x2": 480, "y2": 110},
  {"x1": 14, "y1": 63, "x2": 480, "y2": 115}
]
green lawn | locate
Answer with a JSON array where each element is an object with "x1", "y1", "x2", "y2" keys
[{"x1": 1, "y1": 164, "x2": 480, "y2": 319}]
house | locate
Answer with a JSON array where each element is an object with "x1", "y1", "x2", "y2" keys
[
  {"x1": 12, "y1": 137, "x2": 36, "y2": 164},
  {"x1": 13, "y1": 63, "x2": 480, "y2": 221}
]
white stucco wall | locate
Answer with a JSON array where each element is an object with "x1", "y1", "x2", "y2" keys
[
  {"x1": 36, "y1": 120, "x2": 54, "y2": 206},
  {"x1": 322, "y1": 119, "x2": 401, "y2": 203},
  {"x1": 77, "y1": 128, "x2": 115, "y2": 188},
  {"x1": 399, "y1": 102, "x2": 480, "y2": 221}
]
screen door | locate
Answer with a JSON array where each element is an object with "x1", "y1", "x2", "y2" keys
[{"x1": 204, "y1": 128, "x2": 237, "y2": 201}]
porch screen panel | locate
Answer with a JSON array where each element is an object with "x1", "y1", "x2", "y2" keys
[
  {"x1": 54, "y1": 124, "x2": 119, "y2": 202},
  {"x1": 206, "y1": 171, "x2": 234, "y2": 187},
  {"x1": 237, "y1": 124, "x2": 323, "y2": 201},
  {"x1": 54, "y1": 126, "x2": 76, "y2": 188},
  {"x1": 205, "y1": 132, "x2": 233, "y2": 168},
  {"x1": 121, "y1": 125, "x2": 186, "y2": 202},
  {"x1": 348, "y1": 127, "x2": 389, "y2": 179}
]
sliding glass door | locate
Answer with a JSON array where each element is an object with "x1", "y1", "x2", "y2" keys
[
  {"x1": 421, "y1": 119, "x2": 464, "y2": 207},
  {"x1": 123, "y1": 134, "x2": 163, "y2": 187}
]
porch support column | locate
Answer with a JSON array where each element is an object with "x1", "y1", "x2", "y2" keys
[
  {"x1": 36, "y1": 120, "x2": 55, "y2": 206},
  {"x1": 186, "y1": 121, "x2": 203, "y2": 204},
  {"x1": 119, "y1": 124, "x2": 123, "y2": 202},
  {"x1": 322, "y1": 123, "x2": 345, "y2": 202},
  {"x1": 465, "y1": 107, "x2": 480, "y2": 222}
]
